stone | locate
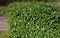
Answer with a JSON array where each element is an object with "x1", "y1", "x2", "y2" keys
[{"x1": 0, "y1": 17, "x2": 8, "y2": 30}]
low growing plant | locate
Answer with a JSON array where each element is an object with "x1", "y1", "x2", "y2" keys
[{"x1": 6, "y1": 2, "x2": 60, "y2": 38}]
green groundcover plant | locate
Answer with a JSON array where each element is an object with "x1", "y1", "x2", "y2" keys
[
  {"x1": 6, "y1": 2, "x2": 60, "y2": 38},
  {"x1": 0, "y1": 7, "x2": 6, "y2": 16}
]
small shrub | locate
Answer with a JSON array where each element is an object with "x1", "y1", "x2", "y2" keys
[{"x1": 6, "y1": 2, "x2": 60, "y2": 38}]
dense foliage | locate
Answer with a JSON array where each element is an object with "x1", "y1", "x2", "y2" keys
[
  {"x1": 0, "y1": 0, "x2": 59, "y2": 5},
  {"x1": 6, "y1": 2, "x2": 60, "y2": 38}
]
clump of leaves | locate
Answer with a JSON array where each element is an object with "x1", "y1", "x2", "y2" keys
[{"x1": 6, "y1": 2, "x2": 60, "y2": 38}]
